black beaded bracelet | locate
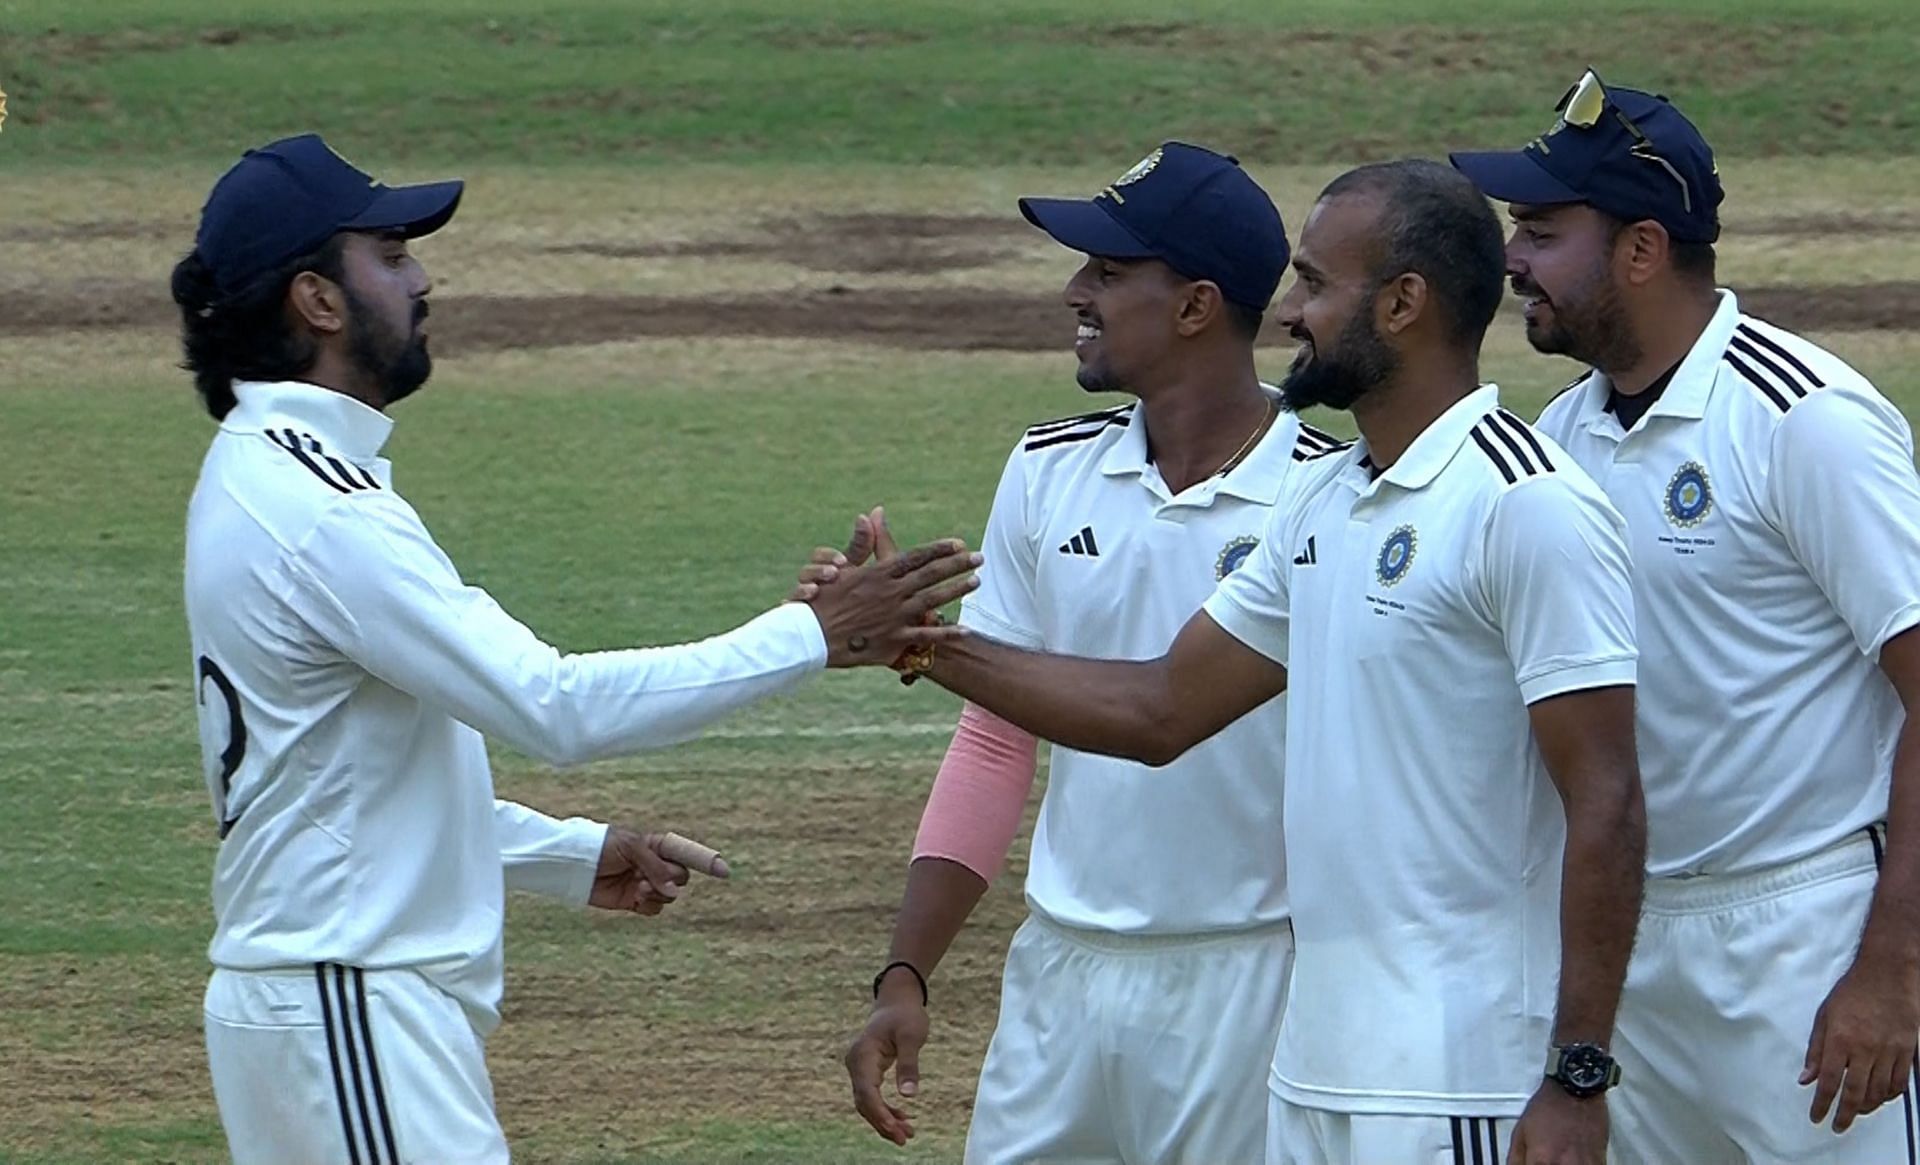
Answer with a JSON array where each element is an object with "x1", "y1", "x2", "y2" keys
[{"x1": 871, "y1": 959, "x2": 929, "y2": 1006}]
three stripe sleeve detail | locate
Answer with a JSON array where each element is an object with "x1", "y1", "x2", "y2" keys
[
  {"x1": 1470, "y1": 410, "x2": 1555, "y2": 484},
  {"x1": 1023, "y1": 409, "x2": 1132, "y2": 451},
  {"x1": 1293, "y1": 423, "x2": 1352, "y2": 462},
  {"x1": 1726, "y1": 323, "x2": 1825, "y2": 414}
]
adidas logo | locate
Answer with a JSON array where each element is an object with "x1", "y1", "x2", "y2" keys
[
  {"x1": 1292, "y1": 535, "x2": 1318, "y2": 566},
  {"x1": 1057, "y1": 525, "x2": 1101, "y2": 557}
]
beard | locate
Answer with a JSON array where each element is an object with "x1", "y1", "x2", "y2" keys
[
  {"x1": 1279, "y1": 308, "x2": 1400, "y2": 413},
  {"x1": 344, "y1": 286, "x2": 433, "y2": 406},
  {"x1": 1519, "y1": 264, "x2": 1642, "y2": 372}
]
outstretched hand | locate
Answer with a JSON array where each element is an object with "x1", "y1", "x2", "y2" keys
[
  {"x1": 790, "y1": 507, "x2": 972, "y2": 668},
  {"x1": 791, "y1": 506, "x2": 901, "y2": 600},
  {"x1": 589, "y1": 827, "x2": 730, "y2": 916}
]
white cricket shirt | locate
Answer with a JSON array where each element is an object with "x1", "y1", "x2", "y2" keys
[
  {"x1": 185, "y1": 381, "x2": 827, "y2": 1030},
  {"x1": 1205, "y1": 385, "x2": 1637, "y2": 1115},
  {"x1": 1537, "y1": 291, "x2": 1920, "y2": 876},
  {"x1": 960, "y1": 391, "x2": 1337, "y2": 934}
]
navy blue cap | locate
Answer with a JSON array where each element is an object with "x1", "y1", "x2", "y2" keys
[
  {"x1": 1450, "y1": 72, "x2": 1723, "y2": 244},
  {"x1": 1018, "y1": 142, "x2": 1289, "y2": 311},
  {"x1": 195, "y1": 133, "x2": 464, "y2": 295}
]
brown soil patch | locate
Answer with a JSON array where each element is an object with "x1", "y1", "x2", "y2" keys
[
  {"x1": 760, "y1": 27, "x2": 933, "y2": 49},
  {"x1": 1071, "y1": 19, "x2": 1796, "y2": 80},
  {"x1": 529, "y1": 88, "x2": 710, "y2": 116},
  {"x1": 1740, "y1": 210, "x2": 1920, "y2": 237},
  {"x1": 479, "y1": 768, "x2": 1029, "y2": 1149},
  {"x1": 16, "y1": 23, "x2": 326, "y2": 67},
  {"x1": 543, "y1": 212, "x2": 1024, "y2": 275},
  {"x1": 0, "y1": 955, "x2": 214, "y2": 1141},
  {"x1": 6, "y1": 281, "x2": 1915, "y2": 356},
  {"x1": 1739, "y1": 283, "x2": 1920, "y2": 333},
  {"x1": 5, "y1": 206, "x2": 1913, "y2": 356},
  {"x1": 0, "y1": 280, "x2": 177, "y2": 333},
  {"x1": 0, "y1": 284, "x2": 1053, "y2": 349},
  {"x1": 0, "y1": 220, "x2": 183, "y2": 243},
  {"x1": 0, "y1": 766, "x2": 1017, "y2": 1158},
  {"x1": 1079, "y1": 21, "x2": 1199, "y2": 47}
]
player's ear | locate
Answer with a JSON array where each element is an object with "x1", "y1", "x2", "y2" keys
[
  {"x1": 1616, "y1": 220, "x2": 1671, "y2": 288},
  {"x1": 1376, "y1": 271, "x2": 1429, "y2": 338},
  {"x1": 287, "y1": 271, "x2": 346, "y2": 337},
  {"x1": 1175, "y1": 280, "x2": 1226, "y2": 339}
]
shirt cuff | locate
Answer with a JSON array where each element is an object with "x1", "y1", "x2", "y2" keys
[
  {"x1": 502, "y1": 816, "x2": 609, "y2": 905},
  {"x1": 1868, "y1": 602, "x2": 1920, "y2": 660},
  {"x1": 771, "y1": 602, "x2": 831, "y2": 671},
  {"x1": 958, "y1": 601, "x2": 1045, "y2": 650},
  {"x1": 1202, "y1": 591, "x2": 1287, "y2": 665},
  {"x1": 557, "y1": 818, "x2": 610, "y2": 905},
  {"x1": 1518, "y1": 656, "x2": 1637, "y2": 705}
]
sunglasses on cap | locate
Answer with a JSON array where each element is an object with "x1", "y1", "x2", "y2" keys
[{"x1": 1554, "y1": 69, "x2": 1694, "y2": 215}]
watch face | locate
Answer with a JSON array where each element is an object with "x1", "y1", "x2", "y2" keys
[
  {"x1": 1566, "y1": 1059, "x2": 1604, "y2": 1088},
  {"x1": 1560, "y1": 1045, "x2": 1612, "y2": 1091}
]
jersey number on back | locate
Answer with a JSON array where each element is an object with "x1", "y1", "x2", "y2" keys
[{"x1": 197, "y1": 656, "x2": 247, "y2": 838}]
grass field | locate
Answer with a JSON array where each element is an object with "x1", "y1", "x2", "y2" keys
[{"x1": 3, "y1": 1, "x2": 1919, "y2": 1161}]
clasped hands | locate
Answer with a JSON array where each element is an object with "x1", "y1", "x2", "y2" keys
[{"x1": 790, "y1": 506, "x2": 975, "y2": 670}]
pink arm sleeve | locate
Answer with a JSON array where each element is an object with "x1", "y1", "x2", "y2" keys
[{"x1": 910, "y1": 701, "x2": 1041, "y2": 882}]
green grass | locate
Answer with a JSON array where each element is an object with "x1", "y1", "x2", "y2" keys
[
  {"x1": 0, "y1": 351, "x2": 1046, "y2": 1163},
  {"x1": 6, "y1": 330, "x2": 1920, "y2": 1160},
  {"x1": 1, "y1": 0, "x2": 1916, "y2": 167},
  {"x1": 5, "y1": 0, "x2": 1920, "y2": 1159}
]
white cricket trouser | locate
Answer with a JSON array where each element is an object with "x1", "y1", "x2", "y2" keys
[
  {"x1": 963, "y1": 912, "x2": 1292, "y2": 1165},
  {"x1": 1266, "y1": 1096, "x2": 1513, "y2": 1165},
  {"x1": 1611, "y1": 826, "x2": 1916, "y2": 1165},
  {"x1": 204, "y1": 964, "x2": 507, "y2": 1165}
]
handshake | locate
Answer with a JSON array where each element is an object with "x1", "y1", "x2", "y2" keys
[
  {"x1": 599, "y1": 507, "x2": 971, "y2": 920},
  {"x1": 787, "y1": 506, "x2": 977, "y2": 675}
]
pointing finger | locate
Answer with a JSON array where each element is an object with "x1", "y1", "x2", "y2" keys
[{"x1": 658, "y1": 831, "x2": 731, "y2": 879}]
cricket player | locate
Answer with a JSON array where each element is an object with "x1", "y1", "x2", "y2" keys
[
  {"x1": 839, "y1": 142, "x2": 1321, "y2": 1162},
  {"x1": 1454, "y1": 72, "x2": 1920, "y2": 1163},
  {"x1": 821, "y1": 158, "x2": 1647, "y2": 1165},
  {"x1": 171, "y1": 134, "x2": 977, "y2": 1164}
]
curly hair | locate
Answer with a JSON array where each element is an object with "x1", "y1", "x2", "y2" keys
[{"x1": 169, "y1": 236, "x2": 347, "y2": 420}]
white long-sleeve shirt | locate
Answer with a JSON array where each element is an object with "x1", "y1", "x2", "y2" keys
[{"x1": 185, "y1": 381, "x2": 827, "y2": 1030}]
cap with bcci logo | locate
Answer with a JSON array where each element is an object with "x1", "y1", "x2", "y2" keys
[
  {"x1": 1018, "y1": 141, "x2": 1289, "y2": 311},
  {"x1": 195, "y1": 133, "x2": 464, "y2": 295},
  {"x1": 1450, "y1": 70, "x2": 1723, "y2": 244}
]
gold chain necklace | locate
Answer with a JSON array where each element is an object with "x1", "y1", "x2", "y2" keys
[{"x1": 1214, "y1": 397, "x2": 1278, "y2": 479}]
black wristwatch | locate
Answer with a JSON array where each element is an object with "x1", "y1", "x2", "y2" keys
[{"x1": 1545, "y1": 1043, "x2": 1620, "y2": 1099}]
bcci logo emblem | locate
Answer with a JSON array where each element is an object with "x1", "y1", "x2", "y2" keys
[
  {"x1": 1376, "y1": 525, "x2": 1417, "y2": 586},
  {"x1": 1114, "y1": 147, "x2": 1162, "y2": 187},
  {"x1": 1102, "y1": 148, "x2": 1163, "y2": 205},
  {"x1": 1216, "y1": 535, "x2": 1259, "y2": 581},
  {"x1": 1664, "y1": 461, "x2": 1713, "y2": 528}
]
